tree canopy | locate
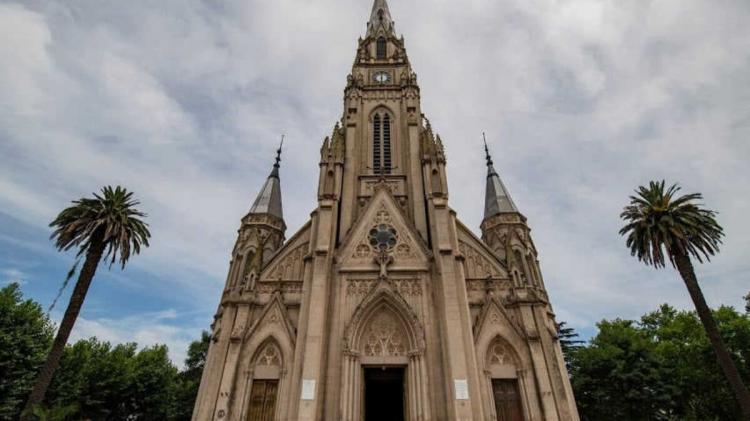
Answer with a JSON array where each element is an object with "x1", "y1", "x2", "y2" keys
[
  {"x1": 0, "y1": 283, "x2": 54, "y2": 419},
  {"x1": 568, "y1": 303, "x2": 750, "y2": 420},
  {"x1": 1, "y1": 283, "x2": 207, "y2": 421}
]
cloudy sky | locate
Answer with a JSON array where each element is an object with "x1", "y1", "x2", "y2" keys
[{"x1": 1, "y1": 0, "x2": 749, "y2": 365}]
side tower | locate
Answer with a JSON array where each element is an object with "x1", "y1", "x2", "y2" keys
[
  {"x1": 480, "y1": 139, "x2": 579, "y2": 420},
  {"x1": 192, "y1": 143, "x2": 287, "y2": 421}
]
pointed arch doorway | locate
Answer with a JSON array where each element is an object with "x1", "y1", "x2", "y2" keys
[
  {"x1": 364, "y1": 365, "x2": 405, "y2": 421},
  {"x1": 340, "y1": 284, "x2": 430, "y2": 421}
]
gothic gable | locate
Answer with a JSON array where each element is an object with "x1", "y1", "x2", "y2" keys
[
  {"x1": 456, "y1": 219, "x2": 509, "y2": 279},
  {"x1": 243, "y1": 292, "x2": 296, "y2": 346},
  {"x1": 344, "y1": 280, "x2": 425, "y2": 354},
  {"x1": 259, "y1": 221, "x2": 311, "y2": 282},
  {"x1": 472, "y1": 296, "x2": 525, "y2": 344},
  {"x1": 338, "y1": 186, "x2": 429, "y2": 272}
]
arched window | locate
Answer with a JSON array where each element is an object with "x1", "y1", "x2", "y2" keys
[
  {"x1": 372, "y1": 112, "x2": 392, "y2": 175},
  {"x1": 376, "y1": 37, "x2": 387, "y2": 59}
]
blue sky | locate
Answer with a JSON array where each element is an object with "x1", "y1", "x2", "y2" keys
[{"x1": 1, "y1": 0, "x2": 749, "y2": 365}]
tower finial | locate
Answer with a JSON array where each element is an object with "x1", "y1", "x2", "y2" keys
[
  {"x1": 367, "y1": 0, "x2": 395, "y2": 36},
  {"x1": 248, "y1": 136, "x2": 285, "y2": 220},
  {"x1": 274, "y1": 134, "x2": 284, "y2": 170},
  {"x1": 483, "y1": 132, "x2": 493, "y2": 167},
  {"x1": 482, "y1": 133, "x2": 518, "y2": 219}
]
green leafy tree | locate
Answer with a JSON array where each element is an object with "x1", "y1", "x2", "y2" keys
[
  {"x1": 23, "y1": 186, "x2": 151, "y2": 419},
  {"x1": 557, "y1": 321, "x2": 583, "y2": 371},
  {"x1": 131, "y1": 345, "x2": 179, "y2": 420},
  {"x1": 26, "y1": 403, "x2": 77, "y2": 421},
  {"x1": 570, "y1": 303, "x2": 750, "y2": 420},
  {"x1": 0, "y1": 283, "x2": 54, "y2": 419},
  {"x1": 619, "y1": 181, "x2": 750, "y2": 418},
  {"x1": 571, "y1": 319, "x2": 671, "y2": 420},
  {"x1": 45, "y1": 339, "x2": 181, "y2": 420},
  {"x1": 46, "y1": 339, "x2": 138, "y2": 419},
  {"x1": 172, "y1": 331, "x2": 211, "y2": 420}
]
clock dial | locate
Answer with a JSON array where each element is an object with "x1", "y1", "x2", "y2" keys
[{"x1": 373, "y1": 71, "x2": 391, "y2": 85}]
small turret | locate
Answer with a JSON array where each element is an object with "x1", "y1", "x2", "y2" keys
[
  {"x1": 231, "y1": 137, "x2": 287, "y2": 290},
  {"x1": 483, "y1": 139, "x2": 517, "y2": 217},
  {"x1": 480, "y1": 135, "x2": 543, "y2": 289}
]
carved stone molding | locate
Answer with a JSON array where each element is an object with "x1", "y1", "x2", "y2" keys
[
  {"x1": 255, "y1": 281, "x2": 303, "y2": 295},
  {"x1": 362, "y1": 311, "x2": 407, "y2": 357},
  {"x1": 346, "y1": 279, "x2": 422, "y2": 297}
]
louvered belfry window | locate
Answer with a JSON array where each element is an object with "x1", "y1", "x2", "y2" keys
[
  {"x1": 376, "y1": 37, "x2": 387, "y2": 59},
  {"x1": 372, "y1": 112, "x2": 392, "y2": 175}
]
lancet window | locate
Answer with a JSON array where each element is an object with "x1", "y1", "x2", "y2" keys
[
  {"x1": 372, "y1": 112, "x2": 392, "y2": 175},
  {"x1": 376, "y1": 37, "x2": 387, "y2": 59}
]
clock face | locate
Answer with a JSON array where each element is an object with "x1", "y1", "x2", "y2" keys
[{"x1": 373, "y1": 71, "x2": 391, "y2": 85}]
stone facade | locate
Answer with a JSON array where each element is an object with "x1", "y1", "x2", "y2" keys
[{"x1": 192, "y1": 1, "x2": 579, "y2": 420}]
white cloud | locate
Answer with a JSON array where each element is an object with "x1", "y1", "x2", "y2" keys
[
  {"x1": 2, "y1": 267, "x2": 27, "y2": 286},
  {"x1": 0, "y1": 0, "x2": 749, "y2": 341}
]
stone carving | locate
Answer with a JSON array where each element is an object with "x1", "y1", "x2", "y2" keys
[
  {"x1": 466, "y1": 279, "x2": 511, "y2": 292},
  {"x1": 348, "y1": 206, "x2": 419, "y2": 264},
  {"x1": 347, "y1": 279, "x2": 376, "y2": 297},
  {"x1": 256, "y1": 342, "x2": 281, "y2": 366},
  {"x1": 354, "y1": 242, "x2": 371, "y2": 259},
  {"x1": 363, "y1": 311, "x2": 407, "y2": 357},
  {"x1": 374, "y1": 248, "x2": 394, "y2": 280},
  {"x1": 394, "y1": 243, "x2": 413, "y2": 259},
  {"x1": 255, "y1": 281, "x2": 302, "y2": 294},
  {"x1": 459, "y1": 241, "x2": 501, "y2": 279},
  {"x1": 487, "y1": 338, "x2": 515, "y2": 366},
  {"x1": 489, "y1": 310, "x2": 501, "y2": 325},
  {"x1": 363, "y1": 180, "x2": 400, "y2": 195},
  {"x1": 392, "y1": 279, "x2": 422, "y2": 296},
  {"x1": 347, "y1": 279, "x2": 421, "y2": 297},
  {"x1": 267, "y1": 243, "x2": 308, "y2": 281}
]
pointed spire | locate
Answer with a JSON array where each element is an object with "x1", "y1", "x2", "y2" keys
[
  {"x1": 483, "y1": 133, "x2": 518, "y2": 220},
  {"x1": 249, "y1": 136, "x2": 284, "y2": 220},
  {"x1": 367, "y1": 0, "x2": 395, "y2": 36}
]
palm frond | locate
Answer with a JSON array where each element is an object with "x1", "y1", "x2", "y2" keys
[
  {"x1": 619, "y1": 180, "x2": 723, "y2": 268},
  {"x1": 48, "y1": 258, "x2": 81, "y2": 312},
  {"x1": 49, "y1": 185, "x2": 151, "y2": 270}
]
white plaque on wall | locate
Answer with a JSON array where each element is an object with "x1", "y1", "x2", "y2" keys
[
  {"x1": 454, "y1": 379, "x2": 469, "y2": 400},
  {"x1": 301, "y1": 379, "x2": 316, "y2": 400}
]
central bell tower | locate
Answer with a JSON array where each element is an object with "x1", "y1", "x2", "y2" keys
[
  {"x1": 192, "y1": 1, "x2": 580, "y2": 420},
  {"x1": 333, "y1": 0, "x2": 437, "y2": 244}
]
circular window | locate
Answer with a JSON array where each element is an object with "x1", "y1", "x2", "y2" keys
[{"x1": 368, "y1": 224, "x2": 398, "y2": 250}]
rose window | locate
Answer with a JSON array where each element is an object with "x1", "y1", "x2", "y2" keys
[{"x1": 368, "y1": 224, "x2": 398, "y2": 250}]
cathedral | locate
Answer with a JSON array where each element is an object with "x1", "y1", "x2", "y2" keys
[{"x1": 192, "y1": 1, "x2": 579, "y2": 420}]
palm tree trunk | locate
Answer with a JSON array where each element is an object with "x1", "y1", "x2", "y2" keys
[
  {"x1": 674, "y1": 251, "x2": 750, "y2": 420},
  {"x1": 21, "y1": 239, "x2": 106, "y2": 419}
]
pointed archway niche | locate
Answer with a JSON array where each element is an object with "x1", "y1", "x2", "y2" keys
[{"x1": 339, "y1": 282, "x2": 431, "y2": 420}]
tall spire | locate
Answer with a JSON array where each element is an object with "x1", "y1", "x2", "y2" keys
[
  {"x1": 248, "y1": 135, "x2": 284, "y2": 220},
  {"x1": 483, "y1": 133, "x2": 518, "y2": 220},
  {"x1": 366, "y1": 0, "x2": 395, "y2": 36}
]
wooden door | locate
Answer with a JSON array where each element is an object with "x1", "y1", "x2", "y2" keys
[
  {"x1": 492, "y1": 379, "x2": 523, "y2": 421},
  {"x1": 247, "y1": 380, "x2": 278, "y2": 421}
]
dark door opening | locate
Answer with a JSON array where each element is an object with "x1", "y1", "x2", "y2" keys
[
  {"x1": 492, "y1": 379, "x2": 523, "y2": 421},
  {"x1": 364, "y1": 366, "x2": 405, "y2": 421}
]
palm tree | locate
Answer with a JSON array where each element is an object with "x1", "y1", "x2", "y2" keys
[
  {"x1": 619, "y1": 180, "x2": 750, "y2": 419},
  {"x1": 22, "y1": 186, "x2": 150, "y2": 419}
]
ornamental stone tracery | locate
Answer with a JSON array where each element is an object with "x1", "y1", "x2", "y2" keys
[
  {"x1": 256, "y1": 342, "x2": 282, "y2": 366},
  {"x1": 362, "y1": 311, "x2": 407, "y2": 357},
  {"x1": 487, "y1": 338, "x2": 516, "y2": 366}
]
